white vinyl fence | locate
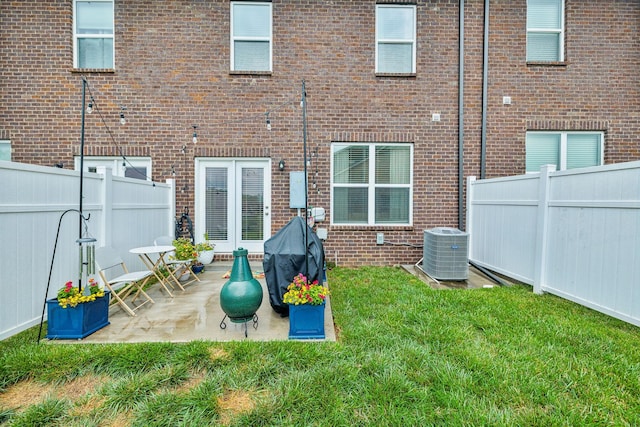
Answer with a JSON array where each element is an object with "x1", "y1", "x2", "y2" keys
[
  {"x1": 466, "y1": 161, "x2": 640, "y2": 327},
  {"x1": 0, "y1": 161, "x2": 175, "y2": 339}
]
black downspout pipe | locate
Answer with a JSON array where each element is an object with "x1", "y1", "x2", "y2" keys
[
  {"x1": 480, "y1": 0, "x2": 489, "y2": 180},
  {"x1": 458, "y1": 0, "x2": 465, "y2": 230}
]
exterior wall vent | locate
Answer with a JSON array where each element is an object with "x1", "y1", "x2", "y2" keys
[{"x1": 423, "y1": 227, "x2": 469, "y2": 280}]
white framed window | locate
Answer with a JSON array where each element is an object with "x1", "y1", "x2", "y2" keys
[
  {"x1": 230, "y1": 2, "x2": 272, "y2": 72},
  {"x1": 74, "y1": 156, "x2": 152, "y2": 181},
  {"x1": 0, "y1": 140, "x2": 10, "y2": 161},
  {"x1": 331, "y1": 143, "x2": 413, "y2": 225},
  {"x1": 527, "y1": 0, "x2": 564, "y2": 62},
  {"x1": 375, "y1": 4, "x2": 416, "y2": 74},
  {"x1": 526, "y1": 131, "x2": 603, "y2": 172},
  {"x1": 73, "y1": 0, "x2": 114, "y2": 69}
]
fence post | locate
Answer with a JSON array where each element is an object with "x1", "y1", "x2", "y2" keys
[
  {"x1": 466, "y1": 176, "x2": 476, "y2": 259},
  {"x1": 533, "y1": 164, "x2": 555, "y2": 294},
  {"x1": 97, "y1": 167, "x2": 113, "y2": 247}
]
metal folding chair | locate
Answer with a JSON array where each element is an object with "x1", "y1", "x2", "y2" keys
[
  {"x1": 154, "y1": 236, "x2": 201, "y2": 290},
  {"x1": 95, "y1": 246, "x2": 155, "y2": 316}
]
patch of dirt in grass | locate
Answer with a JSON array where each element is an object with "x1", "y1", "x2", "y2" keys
[
  {"x1": 101, "y1": 409, "x2": 134, "y2": 427},
  {"x1": 217, "y1": 389, "x2": 266, "y2": 426},
  {"x1": 57, "y1": 374, "x2": 109, "y2": 401},
  {"x1": 0, "y1": 380, "x2": 54, "y2": 410},
  {"x1": 333, "y1": 322, "x2": 342, "y2": 341},
  {"x1": 209, "y1": 347, "x2": 229, "y2": 361},
  {"x1": 174, "y1": 371, "x2": 206, "y2": 394},
  {"x1": 1, "y1": 375, "x2": 110, "y2": 415}
]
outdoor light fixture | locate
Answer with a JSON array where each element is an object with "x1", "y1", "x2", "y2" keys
[
  {"x1": 86, "y1": 102, "x2": 93, "y2": 114},
  {"x1": 119, "y1": 106, "x2": 127, "y2": 125},
  {"x1": 278, "y1": 159, "x2": 285, "y2": 171},
  {"x1": 192, "y1": 125, "x2": 198, "y2": 144},
  {"x1": 265, "y1": 112, "x2": 271, "y2": 131}
]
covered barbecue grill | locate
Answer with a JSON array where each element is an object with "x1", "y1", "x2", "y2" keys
[{"x1": 263, "y1": 216, "x2": 325, "y2": 317}]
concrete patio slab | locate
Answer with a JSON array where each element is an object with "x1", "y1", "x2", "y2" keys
[{"x1": 50, "y1": 261, "x2": 336, "y2": 344}]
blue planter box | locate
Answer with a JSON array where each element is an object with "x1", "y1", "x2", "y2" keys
[
  {"x1": 288, "y1": 303, "x2": 325, "y2": 340},
  {"x1": 46, "y1": 291, "x2": 110, "y2": 340}
]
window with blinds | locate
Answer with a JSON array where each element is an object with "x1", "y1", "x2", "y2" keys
[
  {"x1": 526, "y1": 0, "x2": 564, "y2": 62},
  {"x1": 375, "y1": 5, "x2": 416, "y2": 74},
  {"x1": 74, "y1": 0, "x2": 114, "y2": 69},
  {"x1": 231, "y1": 2, "x2": 272, "y2": 72},
  {"x1": 332, "y1": 143, "x2": 412, "y2": 225},
  {"x1": 205, "y1": 168, "x2": 228, "y2": 240},
  {"x1": 526, "y1": 131, "x2": 603, "y2": 172}
]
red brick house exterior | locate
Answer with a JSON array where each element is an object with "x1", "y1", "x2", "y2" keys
[{"x1": 2, "y1": 1, "x2": 639, "y2": 266}]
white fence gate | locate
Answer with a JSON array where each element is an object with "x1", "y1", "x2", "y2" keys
[
  {"x1": 0, "y1": 161, "x2": 175, "y2": 339},
  {"x1": 466, "y1": 161, "x2": 640, "y2": 327}
]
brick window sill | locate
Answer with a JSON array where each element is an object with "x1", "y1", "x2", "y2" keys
[
  {"x1": 71, "y1": 68, "x2": 115, "y2": 74},
  {"x1": 229, "y1": 70, "x2": 272, "y2": 76}
]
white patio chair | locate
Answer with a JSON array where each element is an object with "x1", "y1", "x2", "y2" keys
[
  {"x1": 95, "y1": 246, "x2": 155, "y2": 316},
  {"x1": 154, "y1": 236, "x2": 200, "y2": 290}
]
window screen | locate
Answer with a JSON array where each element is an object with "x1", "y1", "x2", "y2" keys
[
  {"x1": 376, "y1": 5, "x2": 416, "y2": 73},
  {"x1": 332, "y1": 143, "x2": 412, "y2": 225},
  {"x1": 526, "y1": 132, "x2": 603, "y2": 172},
  {"x1": 231, "y1": 2, "x2": 272, "y2": 72},
  {"x1": 526, "y1": 0, "x2": 563, "y2": 61},
  {"x1": 74, "y1": 0, "x2": 114, "y2": 69}
]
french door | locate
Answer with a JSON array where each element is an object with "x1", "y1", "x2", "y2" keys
[{"x1": 195, "y1": 159, "x2": 271, "y2": 253}]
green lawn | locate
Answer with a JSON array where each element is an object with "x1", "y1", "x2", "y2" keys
[{"x1": 1, "y1": 266, "x2": 639, "y2": 426}]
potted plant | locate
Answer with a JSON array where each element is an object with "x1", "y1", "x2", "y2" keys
[
  {"x1": 191, "y1": 261, "x2": 205, "y2": 274},
  {"x1": 172, "y1": 238, "x2": 198, "y2": 281},
  {"x1": 196, "y1": 241, "x2": 215, "y2": 265},
  {"x1": 282, "y1": 273, "x2": 330, "y2": 339},
  {"x1": 46, "y1": 278, "x2": 110, "y2": 339},
  {"x1": 172, "y1": 237, "x2": 197, "y2": 261}
]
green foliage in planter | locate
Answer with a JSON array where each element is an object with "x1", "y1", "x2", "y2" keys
[
  {"x1": 172, "y1": 237, "x2": 197, "y2": 261},
  {"x1": 195, "y1": 242, "x2": 214, "y2": 252}
]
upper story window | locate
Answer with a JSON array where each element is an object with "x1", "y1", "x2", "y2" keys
[
  {"x1": 526, "y1": 132, "x2": 603, "y2": 172},
  {"x1": 526, "y1": 0, "x2": 564, "y2": 62},
  {"x1": 0, "y1": 140, "x2": 10, "y2": 161},
  {"x1": 332, "y1": 143, "x2": 413, "y2": 225},
  {"x1": 73, "y1": 0, "x2": 114, "y2": 69},
  {"x1": 74, "y1": 156, "x2": 152, "y2": 181},
  {"x1": 230, "y1": 2, "x2": 272, "y2": 72},
  {"x1": 375, "y1": 4, "x2": 416, "y2": 74}
]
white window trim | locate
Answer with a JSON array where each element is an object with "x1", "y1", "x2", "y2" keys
[
  {"x1": 330, "y1": 142, "x2": 414, "y2": 226},
  {"x1": 230, "y1": 1, "x2": 273, "y2": 72},
  {"x1": 526, "y1": 131, "x2": 604, "y2": 173},
  {"x1": 73, "y1": 0, "x2": 115, "y2": 69},
  {"x1": 0, "y1": 140, "x2": 10, "y2": 161},
  {"x1": 74, "y1": 156, "x2": 152, "y2": 181},
  {"x1": 526, "y1": 0, "x2": 565, "y2": 62},
  {"x1": 375, "y1": 4, "x2": 417, "y2": 74}
]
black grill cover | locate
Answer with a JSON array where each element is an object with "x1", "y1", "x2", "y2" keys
[{"x1": 263, "y1": 216, "x2": 325, "y2": 316}]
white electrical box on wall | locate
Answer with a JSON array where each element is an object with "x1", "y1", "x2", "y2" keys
[
  {"x1": 310, "y1": 207, "x2": 325, "y2": 222},
  {"x1": 289, "y1": 171, "x2": 306, "y2": 208}
]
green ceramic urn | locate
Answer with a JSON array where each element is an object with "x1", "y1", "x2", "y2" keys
[{"x1": 220, "y1": 248, "x2": 263, "y2": 323}]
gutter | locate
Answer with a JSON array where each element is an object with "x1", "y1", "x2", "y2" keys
[
  {"x1": 458, "y1": 0, "x2": 465, "y2": 230},
  {"x1": 480, "y1": 0, "x2": 489, "y2": 179},
  {"x1": 459, "y1": 0, "x2": 489, "y2": 229}
]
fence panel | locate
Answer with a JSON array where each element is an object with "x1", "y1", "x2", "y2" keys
[
  {"x1": 467, "y1": 161, "x2": 640, "y2": 327},
  {"x1": 0, "y1": 161, "x2": 174, "y2": 340},
  {"x1": 466, "y1": 173, "x2": 540, "y2": 284}
]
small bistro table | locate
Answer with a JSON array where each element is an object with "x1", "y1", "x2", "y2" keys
[{"x1": 129, "y1": 245, "x2": 177, "y2": 297}]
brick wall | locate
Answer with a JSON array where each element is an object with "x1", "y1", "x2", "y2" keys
[{"x1": 2, "y1": 0, "x2": 639, "y2": 266}]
